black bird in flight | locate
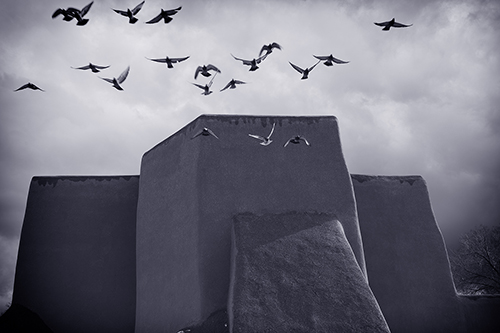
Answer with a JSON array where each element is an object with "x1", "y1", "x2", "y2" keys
[
  {"x1": 220, "y1": 79, "x2": 246, "y2": 92},
  {"x1": 374, "y1": 18, "x2": 412, "y2": 30},
  {"x1": 100, "y1": 66, "x2": 130, "y2": 90},
  {"x1": 52, "y1": 1, "x2": 94, "y2": 26},
  {"x1": 259, "y1": 42, "x2": 282, "y2": 57},
  {"x1": 289, "y1": 60, "x2": 321, "y2": 80},
  {"x1": 72, "y1": 63, "x2": 110, "y2": 73},
  {"x1": 146, "y1": 56, "x2": 190, "y2": 69},
  {"x1": 284, "y1": 135, "x2": 310, "y2": 147},
  {"x1": 194, "y1": 64, "x2": 221, "y2": 79},
  {"x1": 14, "y1": 83, "x2": 44, "y2": 92},
  {"x1": 191, "y1": 127, "x2": 219, "y2": 140},
  {"x1": 231, "y1": 53, "x2": 267, "y2": 71},
  {"x1": 146, "y1": 6, "x2": 182, "y2": 24},
  {"x1": 192, "y1": 73, "x2": 217, "y2": 95},
  {"x1": 313, "y1": 54, "x2": 349, "y2": 66},
  {"x1": 112, "y1": 1, "x2": 145, "y2": 24}
]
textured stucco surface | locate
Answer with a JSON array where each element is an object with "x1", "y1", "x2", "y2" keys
[
  {"x1": 229, "y1": 212, "x2": 390, "y2": 333},
  {"x1": 13, "y1": 176, "x2": 138, "y2": 333},
  {"x1": 135, "y1": 115, "x2": 365, "y2": 332},
  {"x1": 352, "y1": 174, "x2": 466, "y2": 333}
]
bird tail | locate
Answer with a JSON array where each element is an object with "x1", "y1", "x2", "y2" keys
[{"x1": 129, "y1": 17, "x2": 138, "y2": 24}]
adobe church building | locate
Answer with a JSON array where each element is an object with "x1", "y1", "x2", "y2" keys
[{"x1": 3, "y1": 115, "x2": 500, "y2": 332}]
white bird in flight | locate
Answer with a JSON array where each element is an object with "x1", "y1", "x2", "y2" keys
[
  {"x1": 191, "y1": 127, "x2": 219, "y2": 140},
  {"x1": 248, "y1": 122, "x2": 276, "y2": 146}
]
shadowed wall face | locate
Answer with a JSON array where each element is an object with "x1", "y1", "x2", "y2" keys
[
  {"x1": 13, "y1": 176, "x2": 138, "y2": 333},
  {"x1": 352, "y1": 175, "x2": 465, "y2": 333},
  {"x1": 135, "y1": 115, "x2": 365, "y2": 332}
]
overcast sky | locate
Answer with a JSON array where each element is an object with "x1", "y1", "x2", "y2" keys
[{"x1": 1, "y1": 0, "x2": 499, "y2": 311}]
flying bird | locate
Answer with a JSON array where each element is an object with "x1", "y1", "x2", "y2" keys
[
  {"x1": 284, "y1": 135, "x2": 310, "y2": 147},
  {"x1": 192, "y1": 73, "x2": 217, "y2": 95},
  {"x1": 374, "y1": 18, "x2": 413, "y2": 30},
  {"x1": 146, "y1": 56, "x2": 190, "y2": 69},
  {"x1": 289, "y1": 60, "x2": 321, "y2": 80},
  {"x1": 14, "y1": 83, "x2": 44, "y2": 92},
  {"x1": 72, "y1": 63, "x2": 110, "y2": 73},
  {"x1": 112, "y1": 1, "x2": 145, "y2": 24},
  {"x1": 194, "y1": 64, "x2": 221, "y2": 79},
  {"x1": 99, "y1": 66, "x2": 130, "y2": 90},
  {"x1": 248, "y1": 122, "x2": 276, "y2": 146},
  {"x1": 191, "y1": 127, "x2": 219, "y2": 140},
  {"x1": 52, "y1": 1, "x2": 94, "y2": 26},
  {"x1": 259, "y1": 42, "x2": 282, "y2": 57},
  {"x1": 313, "y1": 54, "x2": 349, "y2": 66},
  {"x1": 145, "y1": 6, "x2": 182, "y2": 24},
  {"x1": 220, "y1": 79, "x2": 246, "y2": 92},
  {"x1": 231, "y1": 53, "x2": 267, "y2": 71}
]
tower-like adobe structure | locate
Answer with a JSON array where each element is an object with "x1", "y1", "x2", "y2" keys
[{"x1": 8, "y1": 115, "x2": 500, "y2": 333}]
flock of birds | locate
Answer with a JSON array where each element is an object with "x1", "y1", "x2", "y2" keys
[{"x1": 13, "y1": 1, "x2": 413, "y2": 94}]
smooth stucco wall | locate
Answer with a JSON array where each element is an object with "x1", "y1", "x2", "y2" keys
[
  {"x1": 13, "y1": 176, "x2": 138, "y2": 333},
  {"x1": 135, "y1": 115, "x2": 365, "y2": 333},
  {"x1": 352, "y1": 174, "x2": 465, "y2": 333}
]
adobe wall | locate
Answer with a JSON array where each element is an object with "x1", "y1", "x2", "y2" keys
[
  {"x1": 135, "y1": 115, "x2": 365, "y2": 333},
  {"x1": 12, "y1": 176, "x2": 138, "y2": 333},
  {"x1": 352, "y1": 174, "x2": 466, "y2": 333}
]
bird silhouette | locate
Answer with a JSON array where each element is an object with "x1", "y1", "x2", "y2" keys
[
  {"x1": 231, "y1": 53, "x2": 267, "y2": 71},
  {"x1": 192, "y1": 73, "x2": 217, "y2": 95},
  {"x1": 313, "y1": 54, "x2": 349, "y2": 66},
  {"x1": 194, "y1": 64, "x2": 221, "y2": 79},
  {"x1": 374, "y1": 18, "x2": 412, "y2": 30},
  {"x1": 52, "y1": 1, "x2": 94, "y2": 26},
  {"x1": 289, "y1": 60, "x2": 321, "y2": 79},
  {"x1": 112, "y1": 1, "x2": 145, "y2": 24},
  {"x1": 220, "y1": 79, "x2": 246, "y2": 92},
  {"x1": 146, "y1": 6, "x2": 182, "y2": 24},
  {"x1": 100, "y1": 66, "x2": 130, "y2": 90},
  {"x1": 146, "y1": 56, "x2": 190, "y2": 69},
  {"x1": 259, "y1": 42, "x2": 282, "y2": 57},
  {"x1": 191, "y1": 127, "x2": 219, "y2": 140},
  {"x1": 14, "y1": 83, "x2": 45, "y2": 92},
  {"x1": 72, "y1": 63, "x2": 110, "y2": 73},
  {"x1": 248, "y1": 123, "x2": 276, "y2": 146},
  {"x1": 284, "y1": 135, "x2": 310, "y2": 147}
]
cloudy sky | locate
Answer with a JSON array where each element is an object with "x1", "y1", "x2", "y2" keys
[{"x1": 1, "y1": 0, "x2": 499, "y2": 311}]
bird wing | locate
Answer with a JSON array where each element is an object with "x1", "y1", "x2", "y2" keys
[
  {"x1": 163, "y1": 6, "x2": 182, "y2": 16},
  {"x1": 259, "y1": 45, "x2": 270, "y2": 57},
  {"x1": 52, "y1": 8, "x2": 66, "y2": 18},
  {"x1": 267, "y1": 123, "x2": 275, "y2": 138},
  {"x1": 192, "y1": 83, "x2": 206, "y2": 90},
  {"x1": 289, "y1": 62, "x2": 304, "y2": 74},
  {"x1": 100, "y1": 77, "x2": 114, "y2": 84},
  {"x1": 72, "y1": 64, "x2": 91, "y2": 70},
  {"x1": 249, "y1": 134, "x2": 265, "y2": 141},
  {"x1": 331, "y1": 56, "x2": 349, "y2": 64},
  {"x1": 300, "y1": 136, "x2": 310, "y2": 146},
  {"x1": 194, "y1": 66, "x2": 204, "y2": 79},
  {"x1": 132, "y1": 1, "x2": 145, "y2": 15},
  {"x1": 313, "y1": 55, "x2": 329, "y2": 61},
  {"x1": 117, "y1": 66, "x2": 130, "y2": 83},
  {"x1": 206, "y1": 64, "x2": 221, "y2": 73},
  {"x1": 191, "y1": 130, "x2": 203, "y2": 139},
  {"x1": 220, "y1": 82, "x2": 232, "y2": 92},
  {"x1": 113, "y1": 9, "x2": 128, "y2": 16},
  {"x1": 146, "y1": 12, "x2": 163, "y2": 24},
  {"x1": 93, "y1": 64, "x2": 110, "y2": 69},
  {"x1": 14, "y1": 83, "x2": 30, "y2": 91},
  {"x1": 80, "y1": 1, "x2": 94, "y2": 17},
  {"x1": 147, "y1": 57, "x2": 167, "y2": 63},
  {"x1": 206, "y1": 128, "x2": 219, "y2": 139},
  {"x1": 231, "y1": 54, "x2": 250, "y2": 65},
  {"x1": 392, "y1": 22, "x2": 412, "y2": 28},
  {"x1": 256, "y1": 53, "x2": 268, "y2": 64},
  {"x1": 308, "y1": 60, "x2": 321, "y2": 71},
  {"x1": 270, "y1": 42, "x2": 282, "y2": 50},
  {"x1": 233, "y1": 80, "x2": 246, "y2": 85},
  {"x1": 283, "y1": 138, "x2": 292, "y2": 147},
  {"x1": 170, "y1": 56, "x2": 190, "y2": 63},
  {"x1": 374, "y1": 21, "x2": 390, "y2": 26}
]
